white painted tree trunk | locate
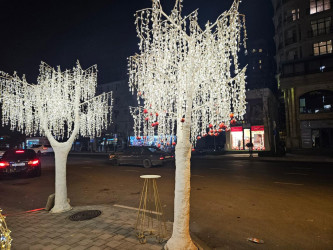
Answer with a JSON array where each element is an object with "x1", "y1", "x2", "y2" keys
[
  {"x1": 165, "y1": 117, "x2": 196, "y2": 250},
  {"x1": 50, "y1": 143, "x2": 72, "y2": 213}
]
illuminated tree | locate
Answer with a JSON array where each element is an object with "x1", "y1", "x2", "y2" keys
[
  {"x1": 129, "y1": 0, "x2": 247, "y2": 248},
  {"x1": 0, "y1": 62, "x2": 112, "y2": 213}
]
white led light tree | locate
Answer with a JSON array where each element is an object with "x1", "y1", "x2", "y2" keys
[
  {"x1": 0, "y1": 62, "x2": 112, "y2": 213},
  {"x1": 129, "y1": 0, "x2": 247, "y2": 248}
]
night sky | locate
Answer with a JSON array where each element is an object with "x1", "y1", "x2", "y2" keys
[{"x1": 0, "y1": 0, "x2": 274, "y2": 84}]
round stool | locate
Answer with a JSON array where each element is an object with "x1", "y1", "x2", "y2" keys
[{"x1": 136, "y1": 175, "x2": 167, "y2": 244}]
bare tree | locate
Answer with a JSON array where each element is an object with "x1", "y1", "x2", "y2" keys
[
  {"x1": 0, "y1": 62, "x2": 112, "y2": 213},
  {"x1": 128, "y1": 0, "x2": 247, "y2": 248}
]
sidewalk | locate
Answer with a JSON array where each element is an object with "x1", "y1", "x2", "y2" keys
[{"x1": 5, "y1": 205, "x2": 169, "y2": 250}]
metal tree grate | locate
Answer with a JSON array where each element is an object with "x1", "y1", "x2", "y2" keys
[{"x1": 68, "y1": 210, "x2": 101, "y2": 221}]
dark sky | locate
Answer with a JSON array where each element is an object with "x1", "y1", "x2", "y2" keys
[{"x1": 0, "y1": 0, "x2": 274, "y2": 84}]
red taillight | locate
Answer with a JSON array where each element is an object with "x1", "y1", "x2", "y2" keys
[
  {"x1": 42, "y1": 147, "x2": 47, "y2": 150},
  {"x1": 16, "y1": 150, "x2": 25, "y2": 153},
  {"x1": 160, "y1": 157, "x2": 164, "y2": 160},
  {"x1": 28, "y1": 159, "x2": 39, "y2": 166},
  {"x1": 0, "y1": 161, "x2": 9, "y2": 168},
  {"x1": 171, "y1": 156, "x2": 174, "y2": 158}
]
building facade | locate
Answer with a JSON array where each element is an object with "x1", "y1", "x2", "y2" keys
[
  {"x1": 225, "y1": 88, "x2": 280, "y2": 152},
  {"x1": 271, "y1": 0, "x2": 333, "y2": 149},
  {"x1": 246, "y1": 39, "x2": 277, "y2": 91},
  {"x1": 96, "y1": 80, "x2": 137, "y2": 150}
]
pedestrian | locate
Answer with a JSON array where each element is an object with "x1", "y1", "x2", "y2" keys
[{"x1": 246, "y1": 142, "x2": 254, "y2": 157}]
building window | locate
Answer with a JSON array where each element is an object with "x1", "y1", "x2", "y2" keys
[
  {"x1": 299, "y1": 90, "x2": 333, "y2": 114},
  {"x1": 292, "y1": 9, "x2": 300, "y2": 21},
  {"x1": 252, "y1": 49, "x2": 256, "y2": 53},
  {"x1": 287, "y1": 49, "x2": 298, "y2": 60},
  {"x1": 310, "y1": 0, "x2": 331, "y2": 14},
  {"x1": 313, "y1": 40, "x2": 332, "y2": 55},
  {"x1": 259, "y1": 49, "x2": 263, "y2": 52},
  {"x1": 310, "y1": 17, "x2": 332, "y2": 37}
]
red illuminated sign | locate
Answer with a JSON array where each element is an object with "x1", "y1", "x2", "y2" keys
[
  {"x1": 251, "y1": 125, "x2": 264, "y2": 131},
  {"x1": 231, "y1": 127, "x2": 243, "y2": 132}
]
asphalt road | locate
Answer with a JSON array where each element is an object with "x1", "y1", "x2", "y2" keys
[{"x1": 0, "y1": 154, "x2": 332, "y2": 249}]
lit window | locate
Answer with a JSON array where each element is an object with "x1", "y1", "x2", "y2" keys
[
  {"x1": 310, "y1": 0, "x2": 331, "y2": 14},
  {"x1": 259, "y1": 49, "x2": 263, "y2": 52},
  {"x1": 259, "y1": 65, "x2": 262, "y2": 69},
  {"x1": 252, "y1": 49, "x2": 256, "y2": 53},
  {"x1": 292, "y1": 9, "x2": 300, "y2": 20},
  {"x1": 259, "y1": 60, "x2": 262, "y2": 64},
  {"x1": 313, "y1": 40, "x2": 332, "y2": 56}
]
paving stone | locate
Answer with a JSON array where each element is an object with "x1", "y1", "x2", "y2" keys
[
  {"x1": 54, "y1": 245, "x2": 71, "y2": 250},
  {"x1": 105, "y1": 240, "x2": 123, "y2": 248}
]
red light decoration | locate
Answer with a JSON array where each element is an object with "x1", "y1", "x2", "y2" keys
[
  {"x1": 230, "y1": 119, "x2": 236, "y2": 125},
  {"x1": 191, "y1": 148, "x2": 195, "y2": 152},
  {"x1": 218, "y1": 129, "x2": 222, "y2": 133},
  {"x1": 152, "y1": 123, "x2": 156, "y2": 127},
  {"x1": 143, "y1": 109, "x2": 148, "y2": 114},
  {"x1": 156, "y1": 112, "x2": 159, "y2": 116},
  {"x1": 155, "y1": 121, "x2": 159, "y2": 126},
  {"x1": 219, "y1": 123, "x2": 224, "y2": 128},
  {"x1": 136, "y1": 136, "x2": 141, "y2": 140},
  {"x1": 172, "y1": 142, "x2": 176, "y2": 146},
  {"x1": 230, "y1": 113, "x2": 234, "y2": 119},
  {"x1": 214, "y1": 133, "x2": 219, "y2": 136},
  {"x1": 15, "y1": 150, "x2": 24, "y2": 153},
  {"x1": 197, "y1": 136, "x2": 201, "y2": 140},
  {"x1": 145, "y1": 117, "x2": 149, "y2": 121},
  {"x1": 209, "y1": 124, "x2": 213, "y2": 128},
  {"x1": 157, "y1": 144, "x2": 161, "y2": 148},
  {"x1": 181, "y1": 118, "x2": 185, "y2": 123}
]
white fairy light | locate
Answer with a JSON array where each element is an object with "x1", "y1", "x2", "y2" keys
[
  {"x1": 129, "y1": 0, "x2": 247, "y2": 147},
  {"x1": 0, "y1": 61, "x2": 112, "y2": 213},
  {"x1": 0, "y1": 61, "x2": 112, "y2": 139},
  {"x1": 128, "y1": 0, "x2": 247, "y2": 249}
]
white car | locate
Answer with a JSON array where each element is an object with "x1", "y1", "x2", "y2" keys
[{"x1": 30, "y1": 144, "x2": 53, "y2": 155}]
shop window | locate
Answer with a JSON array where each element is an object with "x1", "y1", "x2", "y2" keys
[
  {"x1": 299, "y1": 90, "x2": 333, "y2": 114},
  {"x1": 311, "y1": 17, "x2": 332, "y2": 37},
  {"x1": 244, "y1": 129, "x2": 251, "y2": 149},
  {"x1": 251, "y1": 126, "x2": 265, "y2": 150},
  {"x1": 313, "y1": 40, "x2": 332, "y2": 56},
  {"x1": 230, "y1": 127, "x2": 243, "y2": 150},
  {"x1": 310, "y1": 0, "x2": 331, "y2": 14}
]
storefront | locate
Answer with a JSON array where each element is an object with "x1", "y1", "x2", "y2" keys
[{"x1": 227, "y1": 125, "x2": 266, "y2": 151}]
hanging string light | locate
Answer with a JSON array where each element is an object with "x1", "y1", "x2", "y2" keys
[{"x1": 128, "y1": 0, "x2": 247, "y2": 148}]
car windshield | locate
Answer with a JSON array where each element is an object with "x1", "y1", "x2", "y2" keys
[
  {"x1": 2, "y1": 150, "x2": 37, "y2": 160},
  {"x1": 146, "y1": 147, "x2": 162, "y2": 153}
]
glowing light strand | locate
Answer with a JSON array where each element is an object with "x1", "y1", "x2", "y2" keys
[
  {"x1": 0, "y1": 61, "x2": 113, "y2": 139},
  {"x1": 128, "y1": 0, "x2": 247, "y2": 147}
]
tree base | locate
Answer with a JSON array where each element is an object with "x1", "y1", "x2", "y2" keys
[
  {"x1": 50, "y1": 203, "x2": 72, "y2": 214},
  {"x1": 164, "y1": 236, "x2": 198, "y2": 250}
]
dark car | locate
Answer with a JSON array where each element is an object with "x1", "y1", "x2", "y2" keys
[
  {"x1": 109, "y1": 146, "x2": 174, "y2": 168},
  {"x1": 0, "y1": 149, "x2": 41, "y2": 177}
]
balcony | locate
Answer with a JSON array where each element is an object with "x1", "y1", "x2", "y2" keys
[
  {"x1": 308, "y1": 26, "x2": 333, "y2": 38},
  {"x1": 285, "y1": 36, "x2": 297, "y2": 46},
  {"x1": 281, "y1": 54, "x2": 333, "y2": 78}
]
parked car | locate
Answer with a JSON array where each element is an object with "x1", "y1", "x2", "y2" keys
[
  {"x1": 30, "y1": 144, "x2": 53, "y2": 155},
  {"x1": 0, "y1": 149, "x2": 41, "y2": 177},
  {"x1": 0, "y1": 146, "x2": 9, "y2": 159},
  {"x1": 109, "y1": 146, "x2": 174, "y2": 168}
]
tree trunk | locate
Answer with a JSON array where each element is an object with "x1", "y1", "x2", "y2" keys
[
  {"x1": 50, "y1": 144, "x2": 72, "y2": 213},
  {"x1": 165, "y1": 123, "x2": 197, "y2": 250}
]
